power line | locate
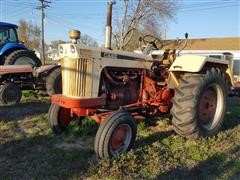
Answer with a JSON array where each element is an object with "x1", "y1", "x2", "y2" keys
[
  {"x1": 179, "y1": 4, "x2": 239, "y2": 12},
  {"x1": 1, "y1": 0, "x2": 238, "y2": 45},
  {"x1": 47, "y1": 17, "x2": 104, "y2": 44},
  {"x1": 179, "y1": 0, "x2": 237, "y2": 8},
  {"x1": 47, "y1": 14, "x2": 105, "y2": 41}
]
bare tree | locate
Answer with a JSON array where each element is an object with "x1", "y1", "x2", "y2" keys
[
  {"x1": 49, "y1": 34, "x2": 98, "y2": 50},
  {"x1": 80, "y1": 34, "x2": 99, "y2": 47},
  {"x1": 18, "y1": 20, "x2": 41, "y2": 50},
  {"x1": 112, "y1": 0, "x2": 177, "y2": 50}
]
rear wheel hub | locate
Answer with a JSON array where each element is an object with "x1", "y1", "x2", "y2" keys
[
  {"x1": 199, "y1": 87, "x2": 217, "y2": 124},
  {"x1": 198, "y1": 83, "x2": 224, "y2": 130}
]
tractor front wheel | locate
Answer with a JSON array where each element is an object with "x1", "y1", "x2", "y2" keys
[
  {"x1": 48, "y1": 104, "x2": 72, "y2": 134},
  {"x1": 94, "y1": 110, "x2": 137, "y2": 159},
  {"x1": 0, "y1": 83, "x2": 22, "y2": 105},
  {"x1": 171, "y1": 68, "x2": 227, "y2": 138}
]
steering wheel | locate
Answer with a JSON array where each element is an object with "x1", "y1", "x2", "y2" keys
[{"x1": 142, "y1": 35, "x2": 163, "y2": 50}]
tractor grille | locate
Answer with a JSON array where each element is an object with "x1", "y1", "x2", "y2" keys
[{"x1": 61, "y1": 57, "x2": 92, "y2": 98}]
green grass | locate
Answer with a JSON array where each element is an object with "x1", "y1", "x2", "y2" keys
[{"x1": 0, "y1": 92, "x2": 239, "y2": 179}]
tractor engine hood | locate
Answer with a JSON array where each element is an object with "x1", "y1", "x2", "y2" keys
[
  {"x1": 58, "y1": 43, "x2": 150, "y2": 61},
  {"x1": 59, "y1": 43, "x2": 152, "y2": 99}
]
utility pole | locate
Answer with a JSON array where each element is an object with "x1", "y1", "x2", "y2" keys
[{"x1": 36, "y1": 0, "x2": 51, "y2": 65}]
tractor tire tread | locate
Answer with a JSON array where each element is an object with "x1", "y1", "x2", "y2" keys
[
  {"x1": 46, "y1": 67, "x2": 62, "y2": 96},
  {"x1": 171, "y1": 67, "x2": 227, "y2": 138},
  {"x1": 5, "y1": 49, "x2": 42, "y2": 67},
  {"x1": 94, "y1": 110, "x2": 137, "y2": 159}
]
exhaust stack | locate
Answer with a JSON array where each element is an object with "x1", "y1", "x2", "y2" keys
[{"x1": 105, "y1": 1, "x2": 115, "y2": 49}]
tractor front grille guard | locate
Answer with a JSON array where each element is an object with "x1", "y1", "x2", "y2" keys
[{"x1": 61, "y1": 57, "x2": 93, "y2": 98}]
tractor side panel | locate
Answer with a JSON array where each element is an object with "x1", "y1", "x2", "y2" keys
[{"x1": 92, "y1": 57, "x2": 152, "y2": 98}]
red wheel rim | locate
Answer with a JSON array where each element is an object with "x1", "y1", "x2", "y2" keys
[
  {"x1": 110, "y1": 124, "x2": 132, "y2": 153},
  {"x1": 58, "y1": 108, "x2": 72, "y2": 128},
  {"x1": 199, "y1": 87, "x2": 217, "y2": 125}
]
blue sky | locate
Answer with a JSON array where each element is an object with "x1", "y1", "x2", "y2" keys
[
  {"x1": 0, "y1": 0, "x2": 239, "y2": 45},
  {"x1": 168, "y1": 0, "x2": 240, "y2": 39}
]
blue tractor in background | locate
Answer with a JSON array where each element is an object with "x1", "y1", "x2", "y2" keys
[{"x1": 0, "y1": 22, "x2": 42, "y2": 67}]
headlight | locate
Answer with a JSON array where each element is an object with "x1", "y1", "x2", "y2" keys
[
  {"x1": 70, "y1": 45, "x2": 76, "y2": 53},
  {"x1": 59, "y1": 46, "x2": 63, "y2": 54}
]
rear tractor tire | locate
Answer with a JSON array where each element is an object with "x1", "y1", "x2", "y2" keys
[
  {"x1": 94, "y1": 110, "x2": 137, "y2": 159},
  {"x1": 46, "y1": 67, "x2": 62, "y2": 96},
  {"x1": 5, "y1": 49, "x2": 42, "y2": 67},
  {"x1": 47, "y1": 104, "x2": 73, "y2": 134},
  {"x1": 171, "y1": 68, "x2": 228, "y2": 138},
  {"x1": 0, "y1": 83, "x2": 22, "y2": 105}
]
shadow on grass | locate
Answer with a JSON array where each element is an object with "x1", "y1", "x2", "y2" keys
[
  {"x1": 158, "y1": 145, "x2": 240, "y2": 179},
  {"x1": 0, "y1": 134, "x2": 95, "y2": 179},
  {"x1": 0, "y1": 101, "x2": 50, "y2": 121},
  {"x1": 135, "y1": 129, "x2": 174, "y2": 149}
]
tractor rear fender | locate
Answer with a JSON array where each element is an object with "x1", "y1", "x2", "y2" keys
[
  {"x1": 0, "y1": 43, "x2": 26, "y2": 56},
  {"x1": 168, "y1": 55, "x2": 234, "y2": 88},
  {"x1": 35, "y1": 64, "x2": 61, "y2": 78},
  {"x1": 0, "y1": 43, "x2": 26, "y2": 65}
]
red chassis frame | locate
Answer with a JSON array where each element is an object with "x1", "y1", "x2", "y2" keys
[
  {"x1": 51, "y1": 79, "x2": 175, "y2": 124},
  {"x1": 51, "y1": 94, "x2": 167, "y2": 124},
  {"x1": 51, "y1": 68, "x2": 175, "y2": 124},
  {"x1": 51, "y1": 94, "x2": 106, "y2": 118}
]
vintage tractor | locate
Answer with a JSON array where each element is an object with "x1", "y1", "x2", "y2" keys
[
  {"x1": 47, "y1": 2, "x2": 233, "y2": 159},
  {"x1": 0, "y1": 22, "x2": 62, "y2": 105},
  {"x1": 0, "y1": 22, "x2": 41, "y2": 67},
  {"x1": 0, "y1": 64, "x2": 61, "y2": 105}
]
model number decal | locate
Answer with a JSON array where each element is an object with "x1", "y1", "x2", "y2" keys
[{"x1": 101, "y1": 52, "x2": 117, "y2": 59}]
